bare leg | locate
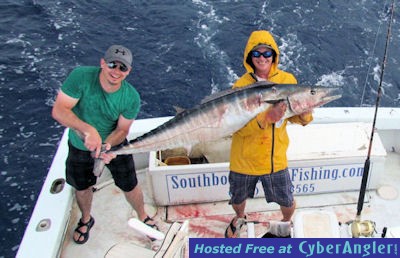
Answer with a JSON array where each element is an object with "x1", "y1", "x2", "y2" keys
[
  {"x1": 74, "y1": 187, "x2": 94, "y2": 242},
  {"x1": 232, "y1": 200, "x2": 246, "y2": 219},
  {"x1": 280, "y1": 199, "x2": 296, "y2": 221},
  {"x1": 124, "y1": 185, "x2": 148, "y2": 222},
  {"x1": 225, "y1": 200, "x2": 247, "y2": 238}
]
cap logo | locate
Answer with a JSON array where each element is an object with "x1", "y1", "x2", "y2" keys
[{"x1": 115, "y1": 48, "x2": 126, "y2": 55}]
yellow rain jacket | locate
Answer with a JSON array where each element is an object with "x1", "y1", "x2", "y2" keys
[{"x1": 230, "y1": 30, "x2": 313, "y2": 175}]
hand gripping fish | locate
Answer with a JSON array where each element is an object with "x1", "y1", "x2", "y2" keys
[{"x1": 93, "y1": 81, "x2": 342, "y2": 176}]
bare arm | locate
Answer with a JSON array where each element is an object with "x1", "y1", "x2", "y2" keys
[
  {"x1": 256, "y1": 102, "x2": 287, "y2": 129},
  {"x1": 100, "y1": 115, "x2": 134, "y2": 164},
  {"x1": 52, "y1": 90, "x2": 102, "y2": 156},
  {"x1": 104, "y1": 115, "x2": 134, "y2": 146}
]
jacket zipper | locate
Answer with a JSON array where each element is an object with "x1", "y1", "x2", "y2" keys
[
  {"x1": 270, "y1": 123, "x2": 275, "y2": 173},
  {"x1": 270, "y1": 123, "x2": 276, "y2": 198},
  {"x1": 250, "y1": 73, "x2": 275, "y2": 173}
]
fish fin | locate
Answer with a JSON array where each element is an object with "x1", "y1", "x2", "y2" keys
[
  {"x1": 200, "y1": 89, "x2": 235, "y2": 104},
  {"x1": 173, "y1": 105, "x2": 185, "y2": 114},
  {"x1": 185, "y1": 145, "x2": 192, "y2": 157},
  {"x1": 201, "y1": 81, "x2": 277, "y2": 104},
  {"x1": 264, "y1": 98, "x2": 286, "y2": 104}
]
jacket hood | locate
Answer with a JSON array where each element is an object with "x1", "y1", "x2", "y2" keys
[{"x1": 243, "y1": 30, "x2": 280, "y2": 74}]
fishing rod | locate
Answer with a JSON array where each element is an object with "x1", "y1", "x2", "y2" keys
[{"x1": 350, "y1": 0, "x2": 395, "y2": 238}]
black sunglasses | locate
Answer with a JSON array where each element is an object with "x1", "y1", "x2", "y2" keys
[
  {"x1": 251, "y1": 50, "x2": 273, "y2": 58},
  {"x1": 106, "y1": 61, "x2": 129, "y2": 72}
]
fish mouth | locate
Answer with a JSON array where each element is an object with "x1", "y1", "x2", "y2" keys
[
  {"x1": 316, "y1": 87, "x2": 342, "y2": 106},
  {"x1": 287, "y1": 86, "x2": 342, "y2": 114}
]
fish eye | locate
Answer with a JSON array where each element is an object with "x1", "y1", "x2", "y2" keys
[{"x1": 310, "y1": 89, "x2": 316, "y2": 95}]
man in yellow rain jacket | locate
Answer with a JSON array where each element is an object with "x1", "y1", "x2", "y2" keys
[{"x1": 225, "y1": 30, "x2": 313, "y2": 238}]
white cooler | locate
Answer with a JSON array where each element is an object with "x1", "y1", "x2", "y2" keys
[{"x1": 293, "y1": 209, "x2": 341, "y2": 238}]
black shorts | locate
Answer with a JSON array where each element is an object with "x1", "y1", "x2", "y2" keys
[
  {"x1": 66, "y1": 141, "x2": 137, "y2": 192},
  {"x1": 228, "y1": 168, "x2": 294, "y2": 207}
]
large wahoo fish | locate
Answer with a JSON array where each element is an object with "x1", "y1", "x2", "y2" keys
[{"x1": 94, "y1": 82, "x2": 341, "y2": 175}]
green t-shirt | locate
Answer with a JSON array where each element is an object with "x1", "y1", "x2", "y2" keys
[{"x1": 61, "y1": 66, "x2": 141, "y2": 150}]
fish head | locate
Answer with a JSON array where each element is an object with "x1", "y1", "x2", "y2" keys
[
  {"x1": 258, "y1": 84, "x2": 342, "y2": 115},
  {"x1": 286, "y1": 85, "x2": 342, "y2": 114}
]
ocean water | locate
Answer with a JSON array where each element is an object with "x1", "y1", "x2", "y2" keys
[{"x1": 0, "y1": 0, "x2": 399, "y2": 257}]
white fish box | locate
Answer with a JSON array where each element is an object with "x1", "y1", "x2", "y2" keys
[{"x1": 148, "y1": 122, "x2": 387, "y2": 206}]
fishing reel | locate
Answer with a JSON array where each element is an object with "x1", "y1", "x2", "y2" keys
[{"x1": 349, "y1": 219, "x2": 376, "y2": 238}]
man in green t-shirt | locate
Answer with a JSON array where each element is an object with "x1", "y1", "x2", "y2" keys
[{"x1": 52, "y1": 45, "x2": 157, "y2": 244}]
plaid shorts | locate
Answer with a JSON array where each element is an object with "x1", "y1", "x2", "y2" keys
[
  {"x1": 228, "y1": 168, "x2": 294, "y2": 207},
  {"x1": 66, "y1": 141, "x2": 137, "y2": 192}
]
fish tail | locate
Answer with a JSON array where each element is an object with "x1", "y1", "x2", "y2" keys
[{"x1": 93, "y1": 158, "x2": 106, "y2": 177}]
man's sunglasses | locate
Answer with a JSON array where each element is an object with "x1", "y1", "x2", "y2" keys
[
  {"x1": 251, "y1": 50, "x2": 273, "y2": 58},
  {"x1": 106, "y1": 61, "x2": 129, "y2": 72}
]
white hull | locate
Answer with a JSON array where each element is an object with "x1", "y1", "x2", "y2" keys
[{"x1": 17, "y1": 107, "x2": 400, "y2": 258}]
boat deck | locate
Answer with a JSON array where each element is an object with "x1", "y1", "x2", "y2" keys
[
  {"x1": 60, "y1": 151, "x2": 400, "y2": 258},
  {"x1": 15, "y1": 108, "x2": 400, "y2": 258}
]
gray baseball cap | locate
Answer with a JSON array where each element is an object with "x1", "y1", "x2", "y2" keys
[{"x1": 104, "y1": 45, "x2": 132, "y2": 68}]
